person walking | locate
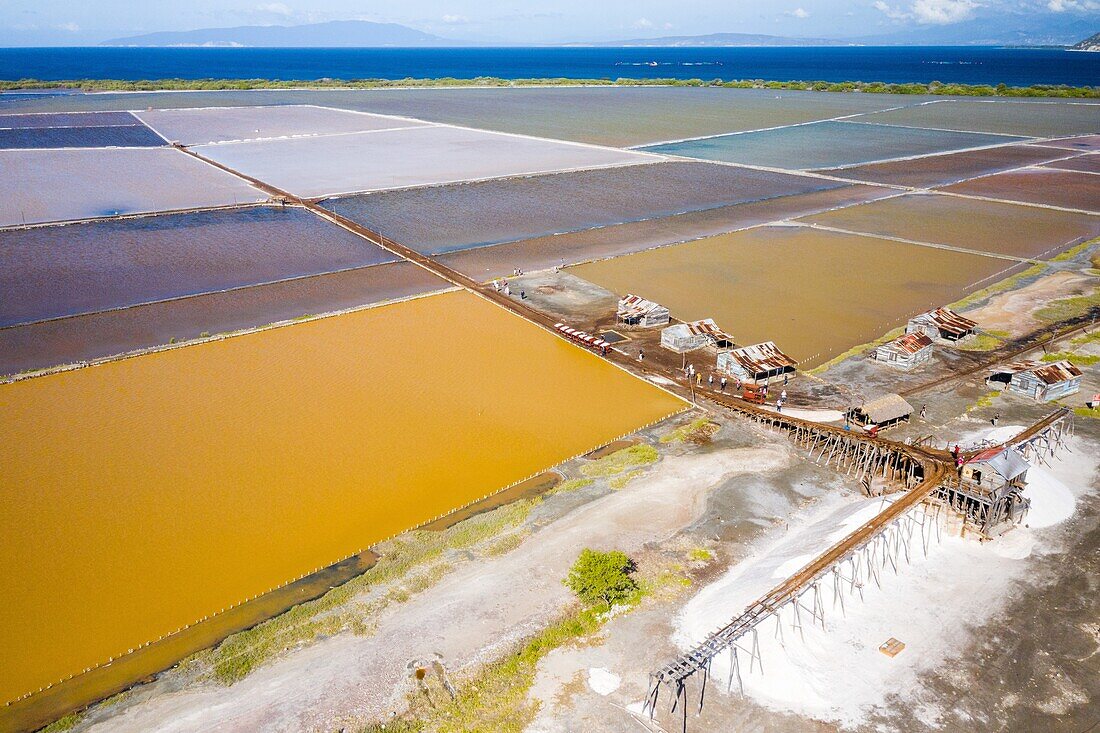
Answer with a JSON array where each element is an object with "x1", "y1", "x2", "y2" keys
[
  {"x1": 776, "y1": 398, "x2": 783, "y2": 413},
  {"x1": 920, "y1": 404, "x2": 927, "y2": 419},
  {"x1": 720, "y1": 376, "x2": 727, "y2": 392},
  {"x1": 696, "y1": 373, "x2": 702, "y2": 386},
  {"x1": 638, "y1": 349, "x2": 645, "y2": 362},
  {"x1": 708, "y1": 374, "x2": 714, "y2": 389},
  {"x1": 784, "y1": 372, "x2": 789, "y2": 386},
  {"x1": 780, "y1": 389, "x2": 787, "y2": 402}
]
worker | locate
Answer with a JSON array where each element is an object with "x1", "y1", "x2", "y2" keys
[
  {"x1": 776, "y1": 398, "x2": 783, "y2": 413},
  {"x1": 920, "y1": 404, "x2": 927, "y2": 419},
  {"x1": 520, "y1": 289, "x2": 526, "y2": 300},
  {"x1": 952, "y1": 444, "x2": 960, "y2": 461},
  {"x1": 992, "y1": 413, "x2": 1000, "y2": 426},
  {"x1": 720, "y1": 376, "x2": 727, "y2": 392},
  {"x1": 696, "y1": 373, "x2": 702, "y2": 386},
  {"x1": 708, "y1": 374, "x2": 714, "y2": 388},
  {"x1": 780, "y1": 389, "x2": 787, "y2": 402},
  {"x1": 784, "y1": 373, "x2": 789, "y2": 386},
  {"x1": 638, "y1": 349, "x2": 645, "y2": 361}
]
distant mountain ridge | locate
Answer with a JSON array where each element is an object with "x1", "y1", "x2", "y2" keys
[
  {"x1": 565, "y1": 32, "x2": 838, "y2": 47},
  {"x1": 100, "y1": 16, "x2": 1094, "y2": 49},
  {"x1": 1071, "y1": 32, "x2": 1100, "y2": 51},
  {"x1": 103, "y1": 20, "x2": 466, "y2": 47}
]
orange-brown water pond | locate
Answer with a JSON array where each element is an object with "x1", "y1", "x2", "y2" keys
[
  {"x1": 572, "y1": 225, "x2": 1014, "y2": 367},
  {"x1": 0, "y1": 290, "x2": 685, "y2": 706}
]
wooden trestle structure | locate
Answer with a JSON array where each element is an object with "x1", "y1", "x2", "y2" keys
[{"x1": 643, "y1": 403, "x2": 1073, "y2": 732}]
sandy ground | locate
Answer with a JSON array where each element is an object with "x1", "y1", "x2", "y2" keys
[
  {"x1": 964, "y1": 269, "x2": 1098, "y2": 336},
  {"x1": 84, "y1": 436, "x2": 792, "y2": 733}
]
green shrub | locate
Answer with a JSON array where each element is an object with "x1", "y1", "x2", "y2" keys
[{"x1": 564, "y1": 549, "x2": 638, "y2": 609}]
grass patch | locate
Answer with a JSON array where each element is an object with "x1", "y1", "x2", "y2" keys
[
  {"x1": 608, "y1": 469, "x2": 644, "y2": 490},
  {"x1": 806, "y1": 327, "x2": 903, "y2": 375},
  {"x1": 688, "y1": 548, "x2": 713, "y2": 562},
  {"x1": 581, "y1": 444, "x2": 658, "y2": 479},
  {"x1": 950, "y1": 263, "x2": 1047, "y2": 312},
  {"x1": 954, "y1": 330, "x2": 1011, "y2": 352},
  {"x1": 1071, "y1": 330, "x2": 1100, "y2": 347},
  {"x1": 6, "y1": 78, "x2": 1099, "y2": 98},
  {"x1": 38, "y1": 713, "x2": 83, "y2": 733},
  {"x1": 1074, "y1": 407, "x2": 1100, "y2": 419},
  {"x1": 970, "y1": 390, "x2": 1001, "y2": 411},
  {"x1": 1092, "y1": 250, "x2": 1100, "y2": 269},
  {"x1": 660, "y1": 417, "x2": 719, "y2": 444},
  {"x1": 1050, "y1": 236, "x2": 1100, "y2": 263},
  {"x1": 202, "y1": 498, "x2": 539, "y2": 684},
  {"x1": 1034, "y1": 287, "x2": 1100, "y2": 323},
  {"x1": 547, "y1": 477, "x2": 594, "y2": 495},
  {"x1": 483, "y1": 532, "x2": 527, "y2": 557},
  {"x1": 1041, "y1": 351, "x2": 1100, "y2": 366}
]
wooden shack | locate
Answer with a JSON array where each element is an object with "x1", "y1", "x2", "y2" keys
[
  {"x1": 872, "y1": 332, "x2": 933, "y2": 370},
  {"x1": 617, "y1": 294, "x2": 670, "y2": 328},
  {"x1": 660, "y1": 318, "x2": 734, "y2": 353},
  {"x1": 987, "y1": 360, "x2": 1083, "y2": 402},
  {"x1": 716, "y1": 341, "x2": 797, "y2": 385},
  {"x1": 906, "y1": 307, "x2": 977, "y2": 342},
  {"x1": 847, "y1": 394, "x2": 914, "y2": 431},
  {"x1": 944, "y1": 447, "x2": 1032, "y2": 535}
]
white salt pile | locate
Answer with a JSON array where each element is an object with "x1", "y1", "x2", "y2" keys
[
  {"x1": 672, "y1": 425, "x2": 1092, "y2": 728},
  {"x1": 587, "y1": 667, "x2": 621, "y2": 696}
]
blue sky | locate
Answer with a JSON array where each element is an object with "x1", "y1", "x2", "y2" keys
[{"x1": 1, "y1": 0, "x2": 1096, "y2": 44}]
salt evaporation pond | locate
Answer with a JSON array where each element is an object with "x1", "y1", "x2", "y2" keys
[
  {"x1": 801, "y1": 192, "x2": 1100, "y2": 259},
  {"x1": 641, "y1": 120, "x2": 1022, "y2": 170},
  {"x1": 0, "y1": 147, "x2": 264, "y2": 227},
  {"x1": 0, "y1": 289, "x2": 685, "y2": 705},
  {"x1": 0, "y1": 205, "x2": 400, "y2": 326},
  {"x1": 859, "y1": 99, "x2": 1100, "y2": 138},
  {"x1": 135, "y1": 105, "x2": 428, "y2": 146},
  {"x1": 823, "y1": 144, "x2": 1072, "y2": 188},
  {"x1": 194, "y1": 123, "x2": 655, "y2": 198},
  {"x1": 942, "y1": 168, "x2": 1100, "y2": 213},
  {"x1": 322, "y1": 161, "x2": 845, "y2": 255},
  {"x1": 572, "y1": 225, "x2": 1012, "y2": 366}
]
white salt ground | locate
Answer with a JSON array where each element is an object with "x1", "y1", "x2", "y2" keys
[
  {"x1": 670, "y1": 426, "x2": 1095, "y2": 729},
  {"x1": 587, "y1": 668, "x2": 621, "y2": 696}
]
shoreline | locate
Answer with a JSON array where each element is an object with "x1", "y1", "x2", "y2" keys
[{"x1": 2, "y1": 76, "x2": 1097, "y2": 98}]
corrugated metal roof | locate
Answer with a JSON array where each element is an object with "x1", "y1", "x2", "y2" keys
[
  {"x1": 994, "y1": 359, "x2": 1082, "y2": 384},
  {"x1": 881, "y1": 332, "x2": 933, "y2": 355},
  {"x1": 683, "y1": 318, "x2": 733, "y2": 342},
  {"x1": 724, "y1": 341, "x2": 797, "y2": 374},
  {"x1": 1030, "y1": 360, "x2": 1083, "y2": 385},
  {"x1": 617, "y1": 293, "x2": 664, "y2": 319},
  {"x1": 913, "y1": 307, "x2": 977, "y2": 336},
  {"x1": 861, "y1": 393, "x2": 913, "y2": 423},
  {"x1": 967, "y1": 447, "x2": 1030, "y2": 481}
]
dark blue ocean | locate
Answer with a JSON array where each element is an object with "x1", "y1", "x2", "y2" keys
[{"x1": 0, "y1": 46, "x2": 1096, "y2": 87}]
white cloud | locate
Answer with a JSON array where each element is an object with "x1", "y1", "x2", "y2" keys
[
  {"x1": 632, "y1": 17, "x2": 655, "y2": 29},
  {"x1": 441, "y1": 14, "x2": 469, "y2": 24},
  {"x1": 911, "y1": 0, "x2": 979, "y2": 23},
  {"x1": 1047, "y1": 0, "x2": 1099, "y2": 9},
  {"x1": 56, "y1": 21, "x2": 80, "y2": 32},
  {"x1": 255, "y1": 3, "x2": 293, "y2": 16},
  {"x1": 873, "y1": 0, "x2": 980, "y2": 23},
  {"x1": 786, "y1": 7, "x2": 811, "y2": 17}
]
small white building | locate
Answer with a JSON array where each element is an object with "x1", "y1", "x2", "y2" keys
[
  {"x1": 716, "y1": 341, "x2": 797, "y2": 384},
  {"x1": 617, "y1": 294, "x2": 670, "y2": 328},
  {"x1": 907, "y1": 307, "x2": 977, "y2": 342},
  {"x1": 872, "y1": 332, "x2": 934, "y2": 370},
  {"x1": 988, "y1": 360, "x2": 1083, "y2": 402},
  {"x1": 660, "y1": 318, "x2": 734, "y2": 353}
]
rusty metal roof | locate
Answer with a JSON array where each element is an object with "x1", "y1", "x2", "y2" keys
[
  {"x1": 880, "y1": 332, "x2": 933, "y2": 355},
  {"x1": 1030, "y1": 360, "x2": 1083, "y2": 385},
  {"x1": 617, "y1": 293, "x2": 665, "y2": 319},
  {"x1": 966, "y1": 447, "x2": 1030, "y2": 481},
  {"x1": 912, "y1": 307, "x2": 977, "y2": 336},
  {"x1": 683, "y1": 318, "x2": 733, "y2": 342},
  {"x1": 994, "y1": 359, "x2": 1082, "y2": 384},
  {"x1": 724, "y1": 341, "x2": 797, "y2": 374}
]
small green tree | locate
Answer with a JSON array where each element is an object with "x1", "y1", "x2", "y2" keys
[{"x1": 564, "y1": 549, "x2": 638, "y2": 610}]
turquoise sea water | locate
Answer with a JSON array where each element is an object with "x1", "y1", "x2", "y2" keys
[{"x1": 1, "y1": 46, "x2": 1097, "y2": 86}]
